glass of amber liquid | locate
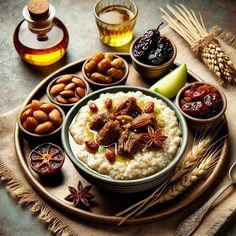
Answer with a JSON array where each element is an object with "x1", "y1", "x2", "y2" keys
[{"x1": 94, "y1": 0, "x2": 138, "y2": 47}]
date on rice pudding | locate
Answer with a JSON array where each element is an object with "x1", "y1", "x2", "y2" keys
[{"x1": 70, "y1": 91, "x2": 182, "y2": 180}]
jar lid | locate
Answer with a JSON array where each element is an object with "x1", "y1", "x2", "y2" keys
[{"x1": 28, "y1": 0, "x2": 49, "y2": 20}]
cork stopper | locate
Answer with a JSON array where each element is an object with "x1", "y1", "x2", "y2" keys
[{"x1": 28, "y1": 0, "x2": 49, "y2": 20}]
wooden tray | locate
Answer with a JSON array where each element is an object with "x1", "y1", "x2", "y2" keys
[{"x1": 15, "y1": 53, "x2": 229, "y2": 225}]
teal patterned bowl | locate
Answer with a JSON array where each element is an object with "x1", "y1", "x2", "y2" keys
[{"x1": 62, "y1": 86, "x2": 188, "y2": 193}]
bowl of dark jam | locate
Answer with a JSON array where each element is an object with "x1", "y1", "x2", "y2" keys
[
  {"x1": 130, "y1": 23, "x2": 177, "y2": 79},
  {"x1": 176, "y1": 82, "x2": 227, "y2": 130}
]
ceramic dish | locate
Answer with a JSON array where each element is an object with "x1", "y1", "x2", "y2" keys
[
  {"x1": 82, "y1": 54, "x2": 129, "y2": 88},
  {"x1": 175, "y1": 82, "x2": 227, "y2": 130},
  {"x1": 130, "y1": 36, "x2": 177, "y2": 79},
  {"x1": 62, "y1": 86, "x2": 188, "y2": 193}
]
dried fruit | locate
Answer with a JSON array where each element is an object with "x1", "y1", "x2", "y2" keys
[
  {"x1": 88, "y1": 102, "x2": 98, "y2": 113},
  {"x1": 85, "y1": 140, "x2": 99, "y2": 152},
  {"x1": 105, "y1": 149, "x2": 116, "y2": 162},
  {"x1": 64, "y1": 181, "x2": 94, "y2": 207},
  {"x1": 30, "y1": 143, "x2": 65, "y2": 176},
  {"x1": 133, "y1": 23, "x2": 173, "y2": 65},
  {"x1": 105, "y1": 98, "x2": 112, "y2": 110},
  {"x1": 144, "y1": 102, "x2": 154, "y2": 113}
]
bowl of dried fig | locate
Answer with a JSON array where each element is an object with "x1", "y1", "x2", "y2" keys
[
  {"x1": 46, "y1": 74, "x2": 90, "y2": 112},
  {"x1": 82, "y1": 52, "x2": 129, "y2": 88},
  {"x1": 18, "y1": 99, "x2": 65, "y2": 143}
]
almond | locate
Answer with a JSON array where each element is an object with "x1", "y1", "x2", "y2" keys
[
  {"x1": 25, "y1": 117, "x2": 39, "y2": 131},
  {"x1": 75, "y1": 87, "x2": 85, "y2": 98},
  {"x1": 34, "y1": 121, "x2": 53, "y2": 134},
  {"x1": 56, "y1": 95, "x2": 68, "y2": 104},
  {"x1": 33, "y1": 110, "x2": 48, "y2": 122},
  {"x1": 68, "y1": 97, "x2": 80, "y2": 103},
  {"x1": 31, "y1": 100, "x2": 43, "y2": 110},
  {"x1": 50, "y1": 83, "x2": 66, "y2": 95},
  {"x1": 56, "y1": 75, "x2": 73, "y2": 84},
  {"x1": 39, "y1": 103, "x2": 55, "y2": 113},
  {"x1": 20, "y1": 108, "x2": 33, "y2": 121},
  {"x1": 49, "y1": 109, "x2": 62, "y2": 126},
  {"x1": 59, "y1": 90, "x2": 74, "y2": 98},
  {"x1": 23, "y1": 103, "x2": 32, "y2": 112},
  {"x1": 64, "y1": 83, "x2": 76, "y2": 90},
  {"x1": 71, "y1": 77, "x2": 85, "y2": 88}
]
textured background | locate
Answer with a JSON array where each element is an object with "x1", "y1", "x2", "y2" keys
[{"x1": 0, "y1": 0, "x2": 235, "y2": 235}]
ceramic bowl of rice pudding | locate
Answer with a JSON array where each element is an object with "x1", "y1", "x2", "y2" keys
[{"x1": 62, "y1": 86, "x2": 188, "y2": 193}]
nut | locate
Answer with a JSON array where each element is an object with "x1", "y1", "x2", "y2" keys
[
  {"x1": 75, "y1": 87, "x2": 85, "y2": 98},
  {"x1": 144, "y1": 102, "x2": 154, "y2": 113},
  {"x1": 105, "y1": 149, "x2": 116, "y2": 162},
  {"x1": 85, "y1": 140, "x2": 99, "y2": 152},
  {"x1": 39, "y1": 103, "x2": 55, "y2": 113},
  {"x1": 105, "y1": 98, "x2": 112, "y2": 110},
  {"x1": 33, "y1": 110, "x2": 48, "y2": 122},
  {"x1": 64, "y1": 83, "x2": 76, "y2": 90},
  {"x1": 25, "y1": 117, "x2": 39, "y2": 131},
  {"x1": 56, "y1": 74, "x2": 73, "y2": 83},
  {"x1": 31, "y1": 100, "x2": 43, "y2": 110},
  {"x1": 88, "y1": 102, "x2": 98, "y2": 113},
  {"x1": 48, "y1": 109, "x2": 62, "y2": 126},
  {"x1": 50, "y1": 83, "x2": 66, "y2": 95},
  {"x1": 71, "y1": 77, "x2": 86, "y2": 88},
  {"x1": 59, "y1": 90, "x2": 74, "y2": 98},
  {"x1": 34, "y1": 121, "x2": 53, "y2": 134},
  {"x1": 68, "y1": 97, "x2": 80, "y2": 103},
  {"x1": 56, "y1": 95, "x2": 68, "y2": 104},
  {"x1": 20, "y1": 108, "x2": 33, "y2": 121}
]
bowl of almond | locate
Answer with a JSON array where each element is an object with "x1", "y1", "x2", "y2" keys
[
  {"x1": 18, "y1": 99, "x2": 65, "y2": 143},
  {"x1": 46, "y1": 74, "x2": 90, "y2": 111}
]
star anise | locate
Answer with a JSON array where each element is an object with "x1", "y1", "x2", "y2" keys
[
  {"x1": 142, "y1": 126, "x2": 167, "y2": 149},
  {"x1": 64, "y1": 181, "x2": 94, "y2": 207}
]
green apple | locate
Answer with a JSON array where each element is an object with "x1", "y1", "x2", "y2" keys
[{"x1": 149, "y1": 64, "x2": 187, "y2": 99}]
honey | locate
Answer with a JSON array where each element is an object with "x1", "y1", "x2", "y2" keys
[
  {"x1": 94, "y1": 0, "x2": 138, "y2": 47},
  {"x1": 13, "y1": 0, "x2": 69, "y2": 66}
]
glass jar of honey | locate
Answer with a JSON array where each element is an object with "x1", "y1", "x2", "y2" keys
[
  {"x1": 13, "y1": 0, "x2": 69, "y2": 66},
  {"x1": 94, "y1": 0, "x2": 138, "y2": 47}
]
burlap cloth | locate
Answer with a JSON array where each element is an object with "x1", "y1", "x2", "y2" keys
[{"x1": 0, "y1": 27, "x2": 235, "y2": 236}]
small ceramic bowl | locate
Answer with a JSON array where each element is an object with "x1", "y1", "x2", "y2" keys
[
  {"x1": 176, "y1": 82, "x2": 227, "y2": 130},
  {"x1": 46, "y1": 74, "x2": 90, "y2": 112},
  {"x1": 61, "y1": 86, "x2": 188, "y2": 193},
  {"x1": 82, "y1": 54, "x2": 129, "y2": 89},
  {"x1": 130, "y1": 36, "x2": 177, "y2": 79},
  {"x1": 18, "y1": 101, "x2": 65, "y2": 144}
]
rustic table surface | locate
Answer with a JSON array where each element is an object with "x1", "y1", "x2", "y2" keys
[{"x1": 0, "y1": 0, "x2": 235, "y2": 235}]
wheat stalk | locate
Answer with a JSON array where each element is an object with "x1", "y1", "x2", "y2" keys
[{"x1": 160, "y1": 4, "x2": 236, "y2": 85}]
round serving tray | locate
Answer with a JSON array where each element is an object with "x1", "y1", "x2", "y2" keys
[{"x1": 15, "y1": 53, "x2": 229, "y2": 225}]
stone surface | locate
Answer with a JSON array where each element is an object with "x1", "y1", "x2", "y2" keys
[{"x1": 0, "y1": 0, "x2": 235, "y2": 235}]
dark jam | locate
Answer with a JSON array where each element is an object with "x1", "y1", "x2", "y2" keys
[
  {"x1": 132, "y1": 23, "x2": 173, "y2": 65},
  {"x1": 180, "y1": 84, "x2": 223, "y2": 119}
]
